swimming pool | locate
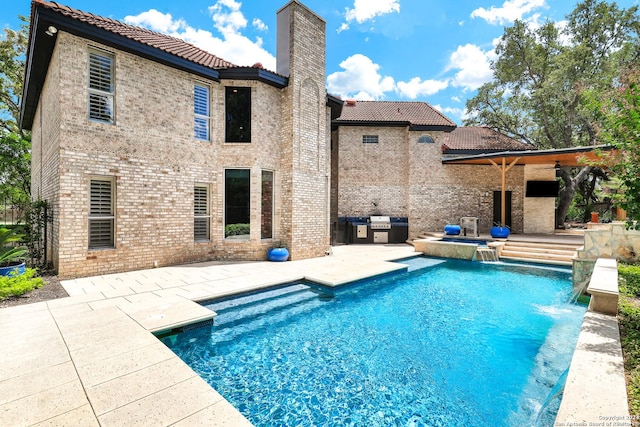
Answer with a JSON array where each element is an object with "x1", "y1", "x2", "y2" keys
[{"x1": 161, "y1": 257, "x2": 585, "y2": 426}]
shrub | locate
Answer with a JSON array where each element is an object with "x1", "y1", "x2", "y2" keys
[
  {"x1": 618, "y1": 263, "x2": 640, "y2": 416},
  {"x1": 620, "y1": 264, "x2": 640, "y2": 297},
  {"x1": 0, "y1": 268, "x2": 43, "y2": 299},
  {"x1": 225, "y1": 223, "x2": 250, "y2": 237}
]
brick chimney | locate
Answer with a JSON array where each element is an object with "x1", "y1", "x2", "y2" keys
[{"x1": 276, "y1": 1, "x2": 329, "y2": 260}]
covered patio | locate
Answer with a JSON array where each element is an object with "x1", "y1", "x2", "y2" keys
[{"x1": 442, "y1": 144, "x2": 618, "y2": 229}]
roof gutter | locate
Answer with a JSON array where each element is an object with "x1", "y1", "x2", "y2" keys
[
  {"x1": 441, "y1": 144, "x2": 616, "y2": 164},
  {"x1": 332, "y1": 120, "x2": 456, "y2": 131}
]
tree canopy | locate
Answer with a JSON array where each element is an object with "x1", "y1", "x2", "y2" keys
[
  {"x1": 590, "y1": 67, "x2": 640, "y2": 228},
  {"x1": 0, "y1": 17, "x2": 30, "y2": 203},
  {"x1": 465, "y1": 0, "x2": 640, "y2": 226}
]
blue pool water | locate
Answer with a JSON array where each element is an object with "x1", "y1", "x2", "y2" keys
[
  {"x1": 441, "y1": 237, "x2": 488, "y2": 245},
  {"x1": 161, "y1": 258, "x2": 586, "y2": 426}
]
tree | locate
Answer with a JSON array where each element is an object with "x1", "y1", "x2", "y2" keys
[
  {"x1": 465, "y1": 0, "x2": 640, "y2": 226},
  {"x1": 0, "y1": 16, "x2": 30, "y2": 203},
  {"x1": 590, "y1": 67, "x2": 640, "y2": 228}
]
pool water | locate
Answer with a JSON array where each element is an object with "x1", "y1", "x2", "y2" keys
[{"x1": 161, "y1": 258, "x2": 586, "y2": 427}]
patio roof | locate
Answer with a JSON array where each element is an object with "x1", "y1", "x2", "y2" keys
[
  {"x1": 441, "y1": 144, "x2": 618, "y2": 227},
  {"x1": 441, "y1": 144, "x2": 617, "y2": 167}
]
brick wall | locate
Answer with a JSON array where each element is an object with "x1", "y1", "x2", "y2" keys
[
  {"x1": 278, "y1": 2, "x2": 330, "y2": 260},
  {"x1": 31, "y1": 37, "x2": 62, "y2": 271},
  {"x1": 334, "y1": 126, "x2": 526, "y2": 237},
  {"x1": 33, "y1": 26, "x2": 328, "y2": 278}
]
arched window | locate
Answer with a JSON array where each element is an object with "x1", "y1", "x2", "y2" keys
[{"x1": 418, "y1": 135, "x2": 435, "y2": 144}]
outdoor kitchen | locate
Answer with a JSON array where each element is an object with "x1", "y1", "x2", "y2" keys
[{"x1": 337, "y1": 216, "x2": 409, "y2": 244}]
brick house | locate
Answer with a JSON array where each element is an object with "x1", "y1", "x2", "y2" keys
[
  {"x1": 20, "y1": 0, "x2": 557, "y2": 278},
  {"x1": 21, "y1": 0, "x2": 339, "y2": 278},
  {"x1": 330, "y1": 101, "x2": 557, "y2": 240}
]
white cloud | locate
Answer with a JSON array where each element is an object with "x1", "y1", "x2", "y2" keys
[
  {"x1": 327, "y1": 54, "x2": 395, "y2": 100},
  {"x1": 123, "y1": 9, "x2": 186, "y2": 33},
  {"x1": 396, "y1": 77, "x2": 449, "y2": 99},
  {"x1": 471, "y1": 0, "x2": 546, "y2": 25},
  {"x1": 433, "y1": 104, "x2": 469, "y2": 122},
  {"x1": 252, "y1": 18, "x2": 267, "y2": 31},
  {"x1": 445, "y1": 44, "x2": 495, "y2": 91},
  {"x1": 124, "y1": 0, "x2": 276, "y2": 70},
  {"x1": 340, "y1": 0, "x2": 400, "y2": 32},
  {"x1": 451, "y1": 96, "x2": 461, "y2": 103},
  {"x1": 209, "y1": 0, "x2": 246, "y2": 35}
]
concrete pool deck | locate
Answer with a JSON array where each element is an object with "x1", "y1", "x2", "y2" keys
[{"x1": 0, "y1": 244, "x2": 417, "y2": 426}]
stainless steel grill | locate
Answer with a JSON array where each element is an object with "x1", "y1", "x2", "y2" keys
[{"x1": 370, "y1": 216, "x2": 391, "y2": 229}]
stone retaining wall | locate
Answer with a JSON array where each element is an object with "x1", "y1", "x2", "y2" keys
[{"x1": 573, "y1": 223, "x2": 640, "y2": 290}]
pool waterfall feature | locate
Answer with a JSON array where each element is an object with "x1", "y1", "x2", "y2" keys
[
  {"x1": 477, "y1": 246, "x2": 499, "y2": 262},
  {"x1": 413, "y1": 236, "x2": 503, "y2": 262},
  {"x1": 535, "y1": 368, "x2": 570, "y2": 427}
]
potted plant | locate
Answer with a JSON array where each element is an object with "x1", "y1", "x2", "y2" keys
[
  {"x1": 0, "y1": 226, "x2": 28, "y2": 276},
  {"x1": 267, "y1": 242, "x2": 289, "y2": 262},
  {"x1": 490, "y1": 222, "x2": 510, "y2": 239}
]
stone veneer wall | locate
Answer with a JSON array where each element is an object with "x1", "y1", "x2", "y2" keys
[
  {"x1": 573, "y1": 223, "x2": 640, "y2": 290},
  {"x1": 335, "y1": 126, "x2": 526, "y2": 237},
  {"x1": 32, "y1": 22, "x2": 327, "y2": 278}
]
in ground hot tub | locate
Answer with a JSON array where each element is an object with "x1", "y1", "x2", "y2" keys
[{"x1": 414, "y1": 237, "x2": 502, "y2": 261}]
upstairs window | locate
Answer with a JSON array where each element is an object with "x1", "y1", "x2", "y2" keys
[
  {"x1": 418, "y1": 135, "x2": 435, "y2": 144},
  {"x1": 194, "y1": 84, "x2": 210, "y2": 141},
  {"x1": 89, "y1": 177, "x2": 115, "y2": 249},
  {"x1": 225, "y1": 87, "x2": 251, "y2": 143},
  {"x1": 88, "y1": 50, "x2": 114, "y2": 123},
  {"x1": 194, "y1": 185, "x2": 211, "y2": 241},
  {"x1": 362, "y1": 135, "x2": 379, "y2": 144}
]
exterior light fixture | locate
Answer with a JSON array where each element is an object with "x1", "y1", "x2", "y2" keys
[{"x1": 45, "y1": 26, "x2": 58, "y2": 36}]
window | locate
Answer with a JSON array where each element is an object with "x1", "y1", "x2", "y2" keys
[
  {"x1": 418, "y1": 135, "x2": 435, "y2": 144},
  {"x1": 194, "y1": 185, "x2": 211, "y2": 241},
  {"x1": 225, "y1": 87, "x2": 251, "y2": 142},
  {"x1": 261, "y1": 171, "x2": 273, "y2": 239},
  {"x1": 194, "y1": 84, "x2": 210, "y2": 141},
  {"x1": 88, "y1": 178, "x2": 115, "y2": 249},
  {"x1": 88, "y1": 49, "x2": 114, "y2": 123},
  {"x1": 362, "y1": 135, "x2": 379, "y2": 144},
  {"x1": 225, "y1": 169, "x2": 250, "y2": 240}
]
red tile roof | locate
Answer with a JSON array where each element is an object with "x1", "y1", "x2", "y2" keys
[
  {"x1": 442, "y1": 127, "x2": 532, "y2": 151},
  {"x1": 35, "y1": 0, "x2": 237, "y2": 69},
  {"x1": 335, "y1": 100, "x2": 456, "y2": 128}
]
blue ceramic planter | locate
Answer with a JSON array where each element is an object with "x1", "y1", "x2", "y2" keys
[
  {"x1": 0, "y1": 261, "x2": 26, "y2": 277},
  {"x1": 267, "y1": 247, "x2": 289, "y2": 262},
  {"x1": 444, "y1": 224, "x2": 461, "y2": 236},
  {"x1": 490, "y1": 226, "x2": 510, "y2": 239}
]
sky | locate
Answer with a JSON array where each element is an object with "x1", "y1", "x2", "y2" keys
[{"x1": 3, "y1": 0, "x2": 639, "y2": 124}]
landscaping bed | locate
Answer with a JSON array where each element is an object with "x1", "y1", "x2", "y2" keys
[{"x1": 0, "y1": 275, "x2": 67, "y2": 308}]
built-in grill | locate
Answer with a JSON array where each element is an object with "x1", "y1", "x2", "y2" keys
[
  {"x1": 369, "y1": 216, "x2": 391, "y2": 229},
  {"x1": 337, "y1": 216, "x2": 408, "y2": 244}
]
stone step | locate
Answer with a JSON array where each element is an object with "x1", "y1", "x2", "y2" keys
[
  {"x1": 504, "y1": 241, "x2": 582, "y2": 251},
  {"x1": 502, "y1": 244, "x2": 577, "y2": 256},
  {"x1": 499, "y1": 255, "x2": 573, "y2": 267},
  {"x1": 500, "y1": 249, "x2": 574, "y2": 263}
]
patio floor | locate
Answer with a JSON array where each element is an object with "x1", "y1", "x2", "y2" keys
[{"x1": 0, "y1": 244, "x2": 418, "y2": 426}]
